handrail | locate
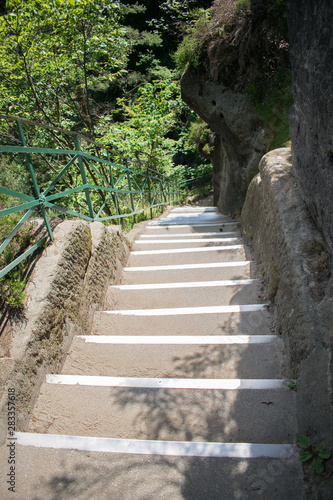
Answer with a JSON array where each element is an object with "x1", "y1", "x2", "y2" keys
[
  {"x1": 0, "y1": 116, "x2": 181, "y2": 279},
  {"x1": 179, "y1": 172, "x2": 213, "y2": 188}
]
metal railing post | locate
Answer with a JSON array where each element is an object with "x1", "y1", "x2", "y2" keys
[
  {"x1": 16, "y1": 120, "x2": 54, "y2": 240},
  {"x1": 107, "y1": 153, "x2": 120, "y2": 219},
  {"x1": 126, "y1": 162, "x2": 136, "y2": 223},
  {"x1": 146, "y1": 169, "x2": 153, "y2": 219},
  {"x1": 141, "y1": 182, "x2": 145, "y2": 219},
  {"x1": 74, "y1": 135, "x2": 95, "y2": 220},
  {"x1": 159, "y1": 177, "x2": 163, "y2": 213}
]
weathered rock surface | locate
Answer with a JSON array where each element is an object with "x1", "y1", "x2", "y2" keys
[
  {"x1": 0, "y1": 220, "x2": 130, "y2": 443},
  {"x1": 288, "y1": 0, "x2": 333, "y2": 257},
  {"x1": 181, "y1": 65, "x2": 268, "y2": 215},
  {"x1": 241, "y1": 148, "x2": 333, "y2": 451}
]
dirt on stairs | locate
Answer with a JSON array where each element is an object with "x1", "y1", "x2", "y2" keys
[{"x1": 0, "y1": 206, "x2": 305, "y2": 500}]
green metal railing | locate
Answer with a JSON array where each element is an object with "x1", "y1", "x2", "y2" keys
[
  {"x1": 179, "y1": 172, "x2": 213, "y2": 190},
  {"x1": 0, "y1": 115, "x2": 181, "y2": 279}
]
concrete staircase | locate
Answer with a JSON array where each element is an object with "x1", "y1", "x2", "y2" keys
[{"x1": 4, "y1": 206, "x2": 305, "y2": 499}]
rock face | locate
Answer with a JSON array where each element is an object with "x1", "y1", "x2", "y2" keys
[
  {"x1": 288, "y1": 0, "x2": 333, "y2": 256},
  {"x1": 242, "y1": 148, "x2": 333, "y2": 449},
  {"x1": 181, "y1": 65, "x2": 268, "y2": 215}
]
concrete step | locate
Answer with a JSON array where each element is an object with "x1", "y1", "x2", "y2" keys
[
  {"x1": 153, "y1": 211, "x2": 231, "y2": 219},
  {"x1": 62, "y1": 335, "x2": 287, "y2": 379},
  {"x1": 5, "y1": 206, "x2": 304, "y2": 499},
  {"x1": 146, "y1": 222, "x2": 240, "y2": 233},
  {"x1": 127, "y1": 245, "x2": 246, "y2": 267},
  {"x1": 132, "y1": 237, "x2": 243, "y2": 251},
  {"x1": 92, "y1": 305, "x2": 272, "y2": 336},
  {"x1": 172, "y1": 206, "x2": 218, "y2": 213},
  {"x1": 121, "y1": 261, "x2": 252, "y2": 284},
  {"x1": 28, "y1": 382, "x2": 296, "y2": 444},
  {"x1": 139, "y1": 231, "x2": 241, "y2": 238},
  {"x1": 150, "y1": 214, "x2": 234, "y2": 226},
  {"x1": 1, "y1": 440, "x2": 304, "y2": 500},
  {"x1": 105, "y1": 279, "x2": 262, "y2": 309}
]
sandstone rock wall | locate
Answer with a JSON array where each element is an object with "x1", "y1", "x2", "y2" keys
[
  {"x1": 242, "y1": 148, "x2": 333, "y2": 448},
  {"x1": 181, "y1": 66, "x2": 268, "y2": 215},
  {"x1": 288, "y1": 0, "x2": 333, "y2": 257},
  {"x1": 0, "y1": 219, "x2": 130, "y2": 443}
]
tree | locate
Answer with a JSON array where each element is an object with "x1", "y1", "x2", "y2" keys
[
  {"x1": 0, "y1": 0, "x2": 132, "y2": 137},
  {"x1": 101, "y1": 78, "x2": 184, "y2": 175},
  {"x1": 123, "y1": 0, "x2": 213, "y2": 73}
]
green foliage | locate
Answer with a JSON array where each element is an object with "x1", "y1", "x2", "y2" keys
[
  {"x1": 0, "y1": 156, "x2": 32, "y2": 205},
  {"x1": 254, "y1": 70, "x2": 293, "y2": 149},
  {"x1": 0, "y1": 217, "x2": 34, "y2": 310},
  {"x1": 0, "y1": 156, "x2": 39, "y2": 312},
  {"x1": 296, "y1": 434, "x2": 331, "y2": 475},
  {"x1": 187, "y1": 120, "x2": 214, "y2": 156},
  {"x1": 234, "y1": 0, "x2": 250, "y2": 17},
  {"x1": 173, "y1": 8, "x2": 211, "y2": 73},
  {"x1": 0, "y1": 273, "x2": 26, "y2": 308},
  {"x1": 0, "y1": 0, "x2": 132, "y2": 134},
  {"x1": 147, "y1": 0, "x2": 211, "y2": 39},
  {"x1": 173, "y1": 35, "x2": 202, "y2": 72},
  {"x1": 288, "y1": 380, "x2": 297, "y2": 391},
  {"x1": 100, "y1": 78, "x2": 185, "y2": 174}
]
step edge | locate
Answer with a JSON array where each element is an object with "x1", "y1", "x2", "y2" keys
[
  {"x1": 123, "y1": 261, "x2": 252, "y2": 272},
  {"x1": 130, "y1": 245, "x2": 244, "y2": 256},
  {"x1": 100, "y1": 304, "x2": 268, "y2": 316},
  {"x1": 45, "y1": 374, "x2": 293, "y2": 390},
  {"x1": 76, "y1": 334, "x2": 278, "y2": 344},
  {"x1": 110, "y1": 279, "x2": 257, "y2": 290},
  {"x1": 14, "y1": 432, "x2": 297, "y2": 458},
  {"x1": 139, "y1": 232, "x2": 240, "y2": 238}
]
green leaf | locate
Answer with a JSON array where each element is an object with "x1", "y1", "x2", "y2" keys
[
  {"x1": 318, "y1": 449, "x2": 331, "y2": 460},
  {"x1": 316, "y1": 440, "x2": 327, "y2": 450},
  {"x1": 300, "y1": 451, "x2": 313, "y2": 462},
  {"x1": 296, "y1": 434, "x2": 312, "y2": 449},
  {"x1": 311, "y1": 457, "x2": 324, "y2": 475}
]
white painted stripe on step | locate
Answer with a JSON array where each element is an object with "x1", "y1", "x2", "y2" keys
[
  {"x1": 167, "y1": 212, "x2": 219, "y2": 216},
  {"x1": 166, "y1": 211, "x2": 223, "y2": 215},
  {"x1": 46, "y1": 374, "x2": 289, "y2": 390},
  {"x1": 165, "y1": 216, "x2": 233, "y2": 222},
  {"x1": 124, "y1": 261, "x2": 251, "y2": 272},
  {"x1": 77, "y1": 335, "x2": 277, "y2": 344},
  {"x1": 149, "y1": 221, "x2": 234, "y2": 226},
  {"x1": 171, "y1": 211, "x2": 218, "y2": 215},
  {"x1": 111, "y1": 279, "x2": 256, "y2": 290},
  {"x1": 15, "y1": 432, "x2": 296, "y2": 458},
  {"x1": 140, "y1": 232, "x2": 239, "y2": 238},
  {"x1": 166, "y1": 214, "x2": 213, "y2": 217},
  {"x1": 102, "y1": 304, "x2": 267, "y2": 316},
  {"x1": 166, "y1": 212, "x2": 226, "y2": 216},
  {"x1": 172, "y1": 207, "x2": 217, "y2": 212},
  {"x1": 135, "y1": 238, "x2": 241, "y2": 244},
  {"x1": 130, "y1": 245, "x2": 243, "y2": 256},
  {"x1": 147, "y1": 222, "x2": 237, "y2": 228}
]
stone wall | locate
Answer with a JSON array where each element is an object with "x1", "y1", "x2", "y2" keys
[
  {"x1": 241, "y1": 148, "x2": 333, "y2": 450},
  {"x1": 181, "y1": 65, "x2": 268, "y2": 216},
  {"x1": 288, "y1": 0, "x2": 333, "y2": 258},
  {"x1": 0, "y1": 219, "x2": 130, "y2": 443}
]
